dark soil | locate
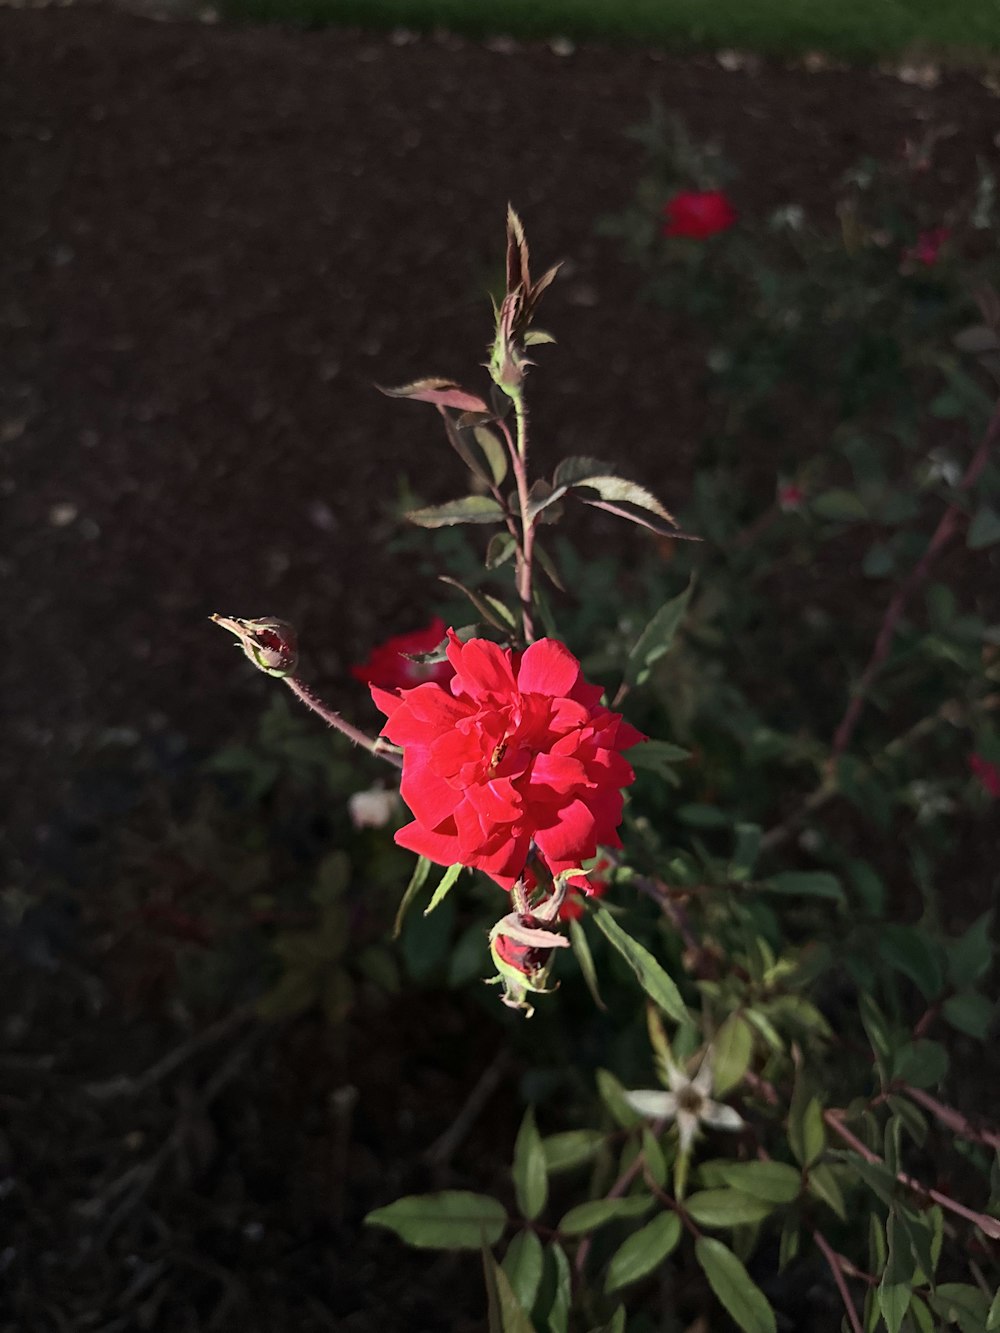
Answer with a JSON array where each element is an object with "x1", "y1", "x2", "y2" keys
[{"x1": 2, "y1": 8, "x2": 1000, "y2": 1329}]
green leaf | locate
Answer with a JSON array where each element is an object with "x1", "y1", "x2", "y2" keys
[
  {"x1": 676, "y1": 803, "x2": 730, "y2": 828},
  {"x1": 712, "y1": 1015, "x2": 754, "y2": 1096},
  {"x1": 473, "y1": 426, "x2": 509, "y2": 486},
  {"x1": 879, "y1": 925, "x2": 944, "y2": 1000},
  {"x1": 695, "y1": 1237, "x2": 777, "y2": 1333},
  {"x1": 968, "y1": 504, "x2": 1000, "y2": 549},
  {"x1": 624, "y1": 582, "x2": 694, "y2": 689},
  {"x1": 729, "y1": 823, "x2": 762, "y2": 882},
  {"x1": 605, "y1": 1211, "x2": 682, "y2": 1293},
  {"x1": 760, "y1": 871, "x2": 845, "y2": 905},
  {"x1": 559, "y1": 1196, "x2": 653, "y2": 1236},
  {"x1": 987, "y1": 1288, "x2": 1000, "y2": 1330},
  {"x1": 486, "y1": 532, "x2": 518, "y2": 570},
  {"x1": 811, "y1": 488, "x2": 868, "y2": 522},
  {"x1": 406, "y1": 495, "x2": 506, "y2": 528},
  {"x1": 423, "y1": 862, "x2": 464, "y2": 916},
  {"x1": 641, "y1": 1127, "x2": 667, "y2": 1189},
  {"x1": 943, "y1": 991, "x2": 994, "y2": 1040},
  {"x1": 932, "y1": 1284, "x2": 991, "y2": 1333},
  {"x1": 685, "y1": 1189, "x2": 777, "y2": 1229},
  {"x1": 806, "y1": 1164, "x2": 846, "y2": 1220},
  {"x1": 626, "y1": 738, "x2": 691, "y2": 780},
  {"x1": 542, "y1": 1130, "x2": 606, "y2": 1173},
  {"x1": 788, "y1": 1084, "x2": 825, "y2": 1169},
  {"x1": 365, "y1": 1191, "x2": 507, "y2": 1249},
  {"x1": 569, "y1": 918, "x2": 606, "y2": 1011},
  {"x1": 947, "y1": 912, "x2": 994, "y2": 987},
  {"x1": 878, "y1": 1214, "x2": 913, "y2": 1333},
  {"x1": 513, "y1": 1108, "x2": 548, "y2": 1221},
  {"x1": 717, "y1": 1161, "x2": 801, "y2": 1205},
  {"x1": 596, "y1": 1069, "x2": 642, "y2": 1130},
  {"x1": 438, "y1": 576, "x2": 518, "y2": 632},
  {"x1": 592, "y1": 907, "x2": 687, "y2": 1021},
  {"x1": 502, "y1": 1230, "x2": 544, "y2": 1314},
  {"x1": 393, "y1": 855, "x2": 432, "y2": 938},
  {"x1": 485, "y1": 1251, "x2": 537, "y2": 1333},
  {"x1": 544, "y1": 1242, "x2": 571, "y2": 1333},
  {"x1": 891, "y1": 1039, "x2": 948, "y2": 1089}
]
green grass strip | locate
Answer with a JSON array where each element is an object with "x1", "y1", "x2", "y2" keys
[{"x1": 220, "y1": 0, "x2": 1000, "y2": 62}]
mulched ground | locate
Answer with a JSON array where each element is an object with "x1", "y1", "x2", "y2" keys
[{"x1": 2, "y1": 8, "x2": 1000, "y2": 1329}]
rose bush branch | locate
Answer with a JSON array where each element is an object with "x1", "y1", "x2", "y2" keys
[{"x1": 830, "y1": 394, "x2": 1000, "y2": 762}]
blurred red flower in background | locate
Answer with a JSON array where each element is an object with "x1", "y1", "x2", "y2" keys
[
  {"x1": 663, "y1": 190, "x2": 738, "y2": 240},
  {"x1": 969, "y1": 753, "x2": 1000, "y2": 798},
  {"x1": 903, "y1": 227, "x2": 950, "y2": 267},
  {"x1": 352, "y1": 616, "x2": 453, "y2": 691}
]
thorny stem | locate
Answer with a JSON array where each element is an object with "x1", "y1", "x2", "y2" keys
[
  {"x1": 813, "y1": 1228, "x2": 865, "y2": 1333},
  {"x1": 823, "y1": 1109, "x2": 1000, "y2": 1240},
  {"x1": 830, "y1": 396, "x2": 1000, "y2": 763},
  {"x1": 900, "y1": 1084, "x2": 1000, "y2": 1152},
  {"x1": 284, "y1": 677, "x2": 403, "y2": 769}
]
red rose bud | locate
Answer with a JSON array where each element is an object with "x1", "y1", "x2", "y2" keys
[
  {"x1": 662, "y1": 190, "x2": 738, "y2": 240},
  {"x1": 212, "y1": 615, "x2": 299, "y2": 678},
  {"x1": 488, "y1": 910, "x2": 570, "y2": 1015}
]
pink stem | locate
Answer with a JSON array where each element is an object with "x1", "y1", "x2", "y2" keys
[
  {"x1": 824, "y1": 1110, "x2": 1000, "y2": 1240},
  {"x1": 284, "y1": 677, "x2": 402, "y2": 768},
  {"x1": 901, "y1": 1084, "x2": 1000, "y2": 1152},
  {"x1": 813, "y1": 1229, "x2": 864, "y2": 1333},
  {"x1": 498, "y1": 403, "x2": 536, "y2": 643},
  {"x1": 830, "y1": 398, "x2": 1000, "y2": 761}
]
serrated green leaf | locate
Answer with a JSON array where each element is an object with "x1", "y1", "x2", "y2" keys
[
  {"x1": 624, "y1": 582, "x2": 694, "y2": 689},
  {"x1": 365, "y1": 1191, "x2": 507, "y2": 1249},
  {"x1": 942, "y1": 991, "x2": 995, "y2": 1042},
  {"x1": 486, "y1": 532, "x2": 518, "y2": 570},
  {"x1": 695, "y1": 1237, "x2": 777, "y2": 1333},
  {"x1": 438, "y1": 575, "x2": 517, "y2": 633},
  {"x1": 378, "y1": 377, "x2": 489, "y2": 412},
  {"x1": 559, "y1": 1195, "x2": 653, "y2": 1235},
  {"x1": 423, "y1": 862, "x2": 464, "y2": 916},
  {"x1": 685, "y1": 1189, "x2": 777, "y2": 1229},
  {"x1": 473, "y1": 426, "x2": 509, "y2": 486},
  {"x1": 502, "y1": 1230, "x2": 544, "y2": 1313},
  {"x1": 542, "y1": 1130, "x2": 607, "y2": 1173},
  {"x1": 513, "y1": 1108, "x2": 548, "y2": 1221},
  {"x1": 788, "y1": 1084, "x2": 825, "y2": 1168},
  {"x1": 933, "y1": 1284, "x2": 991, "y2": 1332},
  {"x1": 544, "y1": 1241, "x2": 571, "y2": 1333},
  {"x1": 626, "y1": 738, "x2": 691, "y2": 779},
  {"x1": 712, "y1": 1014, "x2": 754, "y2": 1096},
  {"x1": 605, "y1": 1211, "x2": 682, "y2": 1293},
  {"x1": 760, "y1": 871, "x2": 845, "y2": 905},
  {"x1": 593, "y1": 907, "x2": 687, "y2": 1021},
  {"x1": 717, "y1": 1161, "x2": 801, "y2": 1204},
  {"x1": 486, "y1": 1251, "x2": 537, "y2": 1333},
  {"x1": 987, "y1": 1288, "x2": 1000, "y2": 1330},
  {"x1": 407, "y1": 495, "x2": 506, "y2": 527}
]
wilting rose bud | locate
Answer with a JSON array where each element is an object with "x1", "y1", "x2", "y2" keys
[
  {"x1": 488, "y1": 909, "x2": 570, "y2": 1016},
  {"x1": 211, "y1": 615, "x2": 299, "y2": 678}
]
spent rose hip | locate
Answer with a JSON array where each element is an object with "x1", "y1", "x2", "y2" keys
[{"x1": 371, "y1": 631, "x2": 644, "y2": 888}]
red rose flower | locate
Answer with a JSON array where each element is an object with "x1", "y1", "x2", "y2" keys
[
  {"x1": 903, "y1": 227, "x2": 950, "y2": 267},
  {"x1": 662, "y1": 190, "x2": 738, "y2": 240},
  {"x1": 970, "y1": 753, "x2": 1000, "y2": 799},
  {"x1": 558, "y1": 856, "x2": 613, "y2": 921},
  {"x1": 371, "y1": 632, "x2": 644, "y2": 888},
  {"x1": 352, "y1": 616, "x2": 453, "y2": 691}
]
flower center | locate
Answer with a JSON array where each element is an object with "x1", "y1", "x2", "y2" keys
[{"x1": 677, "y1": 1086, "x2": 704, "y2": 1116}]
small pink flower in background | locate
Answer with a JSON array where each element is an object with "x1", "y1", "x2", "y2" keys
[
  {"x1": 352, "y1": 616, "x2": 453, "y2": 691},
  {"x1": 969, "y1": 753, "x2": 1000, "y2": 798},
  {"x1": 903, "y1": 227, "x2": 950, "y2": 267},
  {"x1": 348, "y1": 785, "x2": 400, "y2": 830},
  {"x1": 662, "y1": 190, "x2": 738, "y2": 240},
  {"x1": 558, "y1": 856, "x2": 613, "y2": 921},
  {"x1": 778, "y1": 482, "x2": 805, "y2": 512},
  {"x1": 371, "y1": 631, "x2": 644, "y2": 889}
]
